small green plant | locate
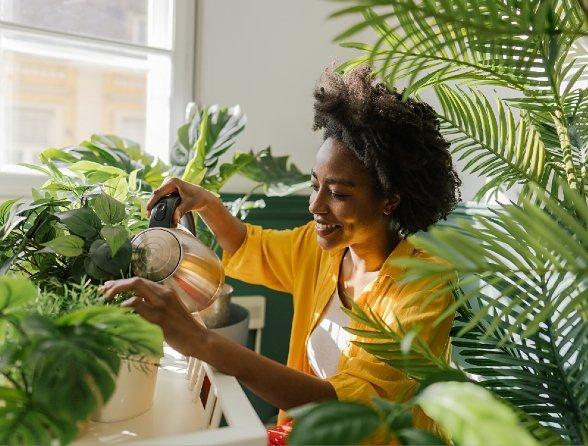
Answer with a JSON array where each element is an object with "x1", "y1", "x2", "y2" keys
[{"x1": 0, "y1": 276, "x2": 163, "y2": 444}]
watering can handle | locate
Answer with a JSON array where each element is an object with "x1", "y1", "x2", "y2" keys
[{"x1": 148, "y1": 193, "x2": 197, "y2": 236}]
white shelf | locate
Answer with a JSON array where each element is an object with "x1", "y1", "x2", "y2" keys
[{"x1": 75, "y1": 347, "x2": 266, "y2": 446}]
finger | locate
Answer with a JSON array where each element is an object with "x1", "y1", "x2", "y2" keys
[
  {"x1": 146, "y1": 178, "x2": 179, "y2": 213},
  {"x1": 100, "y1": 277, "x2": 167, "y2": 307},
  {"x1": 173, "y1": 203, "x2": 190, "y2": 225},
  {"x1": 123, "y1": 297, "x2": 162, "y2": 325}
]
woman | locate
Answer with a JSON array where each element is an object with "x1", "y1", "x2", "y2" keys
[{"x1": 100, "y1": 66, "x2": 461, "y2": 435}]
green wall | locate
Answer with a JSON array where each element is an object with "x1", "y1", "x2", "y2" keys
[{"x1": 222, "y1": 193, "x2": 311, "y2": 424}]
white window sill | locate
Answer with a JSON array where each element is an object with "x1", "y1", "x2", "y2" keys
[{"x1": 0, "y1": 166, "x2": 47, "y2": 200}]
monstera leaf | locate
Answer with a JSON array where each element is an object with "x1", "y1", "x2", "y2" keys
[
  {"x1": 240, "y1": 147, "x2": 310, "y2": 196},
  {"x1": 0, "y1": 389, "x2": 78, "y2": 446},
  {"x1": 21, "y1": 315, "x2": 120, "y2": 422}
]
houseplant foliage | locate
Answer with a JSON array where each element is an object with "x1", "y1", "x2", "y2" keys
[
  {"x1": 0, "y1": 102, "x2": 308, "y2": 443},
  {"x1": 291, "y1": 1, "x2": 587, "y2": 445},
  {"x1": 169, "y1": 103, "x2": 309, "y2": 250},
  {"x1": 0, "y1": 276, "x2": 163, "y2": 444},
  {"x1": 0, "y1": 103, "x2": 308, "y2": 287}
]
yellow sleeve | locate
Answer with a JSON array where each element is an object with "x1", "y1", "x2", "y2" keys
[{"x1": 221, "y1": 223, "x2": 309, "y2": 294}]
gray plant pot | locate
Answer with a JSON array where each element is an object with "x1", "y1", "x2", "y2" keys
[
  {"x1": 199, "y1": 284, "x2": 233, "y2": 328},
  {"x1": 208, "y1": 303, "x2": 250, "y2": 346}
]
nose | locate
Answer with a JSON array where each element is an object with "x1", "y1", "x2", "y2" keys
[{"x1": 308, "y1": 188, "x2": 327, "y2": 215}]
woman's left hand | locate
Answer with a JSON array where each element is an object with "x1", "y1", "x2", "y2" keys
[{"x1": 99, "y1": 277, "x2": 207, "y2": 357}]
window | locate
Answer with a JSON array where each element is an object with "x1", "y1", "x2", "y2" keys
[{"x1": 0, "y1": 0, "x2": 195, "y2": 192}]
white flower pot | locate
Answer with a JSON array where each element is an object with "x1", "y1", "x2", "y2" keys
[{"x1": 91, "y1": 357, "x2": 159, "y2": 423}]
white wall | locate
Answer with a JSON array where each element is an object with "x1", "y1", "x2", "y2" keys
[{"x1": 193, "y1": 0, "x2": 484, "y2": 201}]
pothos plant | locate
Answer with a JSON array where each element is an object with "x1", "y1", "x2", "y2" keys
[
  {"x1": 0, "y1": 103, "x2": 308, "y2": 288},
  {"x1": 290, "y1": 1, "x2": 587, "y2": 445}
]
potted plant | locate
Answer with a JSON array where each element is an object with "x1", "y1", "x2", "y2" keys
[
  {"x1": 288, "y1": 1, "x2": 587, "y2": 445},
  {"x1": 0, "y1": 275, "x2": 163, "y2": 443},
  {"x1": 0, "y1": 101, "x2": 308, "y2": 441}
]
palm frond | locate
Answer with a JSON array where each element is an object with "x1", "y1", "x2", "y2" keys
[
  {"x1": 454, "y1": 301, "x2": 587, "y2": 443},
  {"x1": 433, "y1": 85, "x2": 548, "y2": 201},
  {"x1": 343, "y1": 301, "x2": 455, "y2": 380},
  {"x1": 332, "y1": 0, "x2": 586, "y2": 99},
  {"x1": 397, "y1": 183, "x2": 587, "y2": 340},
  {"x1": 525, "y1": 88, "x2": 588, "y2": 193}
]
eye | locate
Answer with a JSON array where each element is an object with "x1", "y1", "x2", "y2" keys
[
  {"x1": 310, "y1": 183, "x2": 319, "y2": 192},
  {"x1": 330, "y1": 191, "x2": 349, "y2": 200}
]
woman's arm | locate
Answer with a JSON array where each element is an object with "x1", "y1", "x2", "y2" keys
[
  {"x1": 146, "y1": 177, "x2": 246, "y2": 255},
  {"x1": 100, "y1": 278, "x2": 337, "y2": 410},
  {"x1": 202, "y1": 330, "x2": 337, "y2": 410}
]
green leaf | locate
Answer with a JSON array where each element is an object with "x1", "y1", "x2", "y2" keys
[
  {"x1": 201, "y1": 152, "x2": 255, "y2": 193},
  {"x1": 0, "y1": 199, "x2": 19, "y2": 227},
  {"x1": 416, "y1": 382, "x2": 539, "y2": 446},
  {"x1": 289, "y1": 401, "x2": 381, "y2": 445},
  {"x1": 171, "y1": 103, "x2": 247, "y2": 176},
  {"x1": 0, "y1": 276, "x2": 37, "y2": 312},
  {"x1": 69, "y1": 160, "x2": 127, "y2": 177},
  {"x1": 239, "y1": 147, "x2": 310, "y2": 196},
  {"x1": 0, "y1": 400, "x2": 78, "y2": 445},
  {"x1": 100, "y1": 225, "x2": 129, "y2": 256},
  {"x1": 88, "y1": 239, "x2": 131, "y2": 278},
  {"x1": 415, "y1": 370, "x2": 469, "y2": 395},
  {"x1": 22, "y1": 315, "x2": 120, "y2": 424},
  {"x1": 182, "y1": 109, "x2": 209, "y2": 185},
  {"x1": 57, "y1": 305, "x2": 164, "y2": 358},
  {"x1": 103, "y1": 176, "x2": 129, "y2": 202},
  {"x1": 91, "y1": 193, "x2": 126, "y2": 225},
  {"x1": 41, "y1": 235, "x2": 84, "y2": 257},
  {"x1": 397, "y1": 428, "x2": 445, "y2": 445},
  {"x1": 56, "y1": 207, "x2": 102, "y2": 239},
  {"x1": 40, "y1": 147, "x2": 79, "y2": 164}
]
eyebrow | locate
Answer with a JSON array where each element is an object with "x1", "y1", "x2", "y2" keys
[{"x1": 311, "y1": 170, "x2": 356, "y2": 187}]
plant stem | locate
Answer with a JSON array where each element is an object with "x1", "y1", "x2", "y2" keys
[
  {"x1": 553, "y1": 110, "x2": 580, "y2": 191},
  {"x1": 0, "y1": 371, "x2": 22, "y2": 390}
]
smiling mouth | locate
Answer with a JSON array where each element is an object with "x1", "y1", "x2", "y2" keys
[{"x1": 315, "y1": 222, "x2": 342, "y2": 236}]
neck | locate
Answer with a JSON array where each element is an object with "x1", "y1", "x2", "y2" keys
[{"x1": 346, "y1": 230, "x2": 400, "y2": 274}]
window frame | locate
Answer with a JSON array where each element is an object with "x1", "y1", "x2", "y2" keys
[{"x1": 0, "y1": 0, "x2": 195, "y2": 199}]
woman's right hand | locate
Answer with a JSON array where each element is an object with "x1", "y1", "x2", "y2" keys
[{"x1": 146, "y1": 177, "x2": 214, "y2": 224}]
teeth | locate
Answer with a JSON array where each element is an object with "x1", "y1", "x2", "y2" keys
[{"x1": 316, "y1": 223, "x2": 340, "y2": 230}]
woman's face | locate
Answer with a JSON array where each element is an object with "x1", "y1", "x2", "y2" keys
[{"x1": 309, "y1": 137, "x2": 395, "y2": 251}]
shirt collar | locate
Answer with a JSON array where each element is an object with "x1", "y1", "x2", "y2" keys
[{"x1": 327, "y1": 237, "x2": 415, "y2": 279}]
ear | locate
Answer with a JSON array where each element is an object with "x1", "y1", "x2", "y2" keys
[{"x1": 383, "y1": 193, "x2": 401, "y2": 216}]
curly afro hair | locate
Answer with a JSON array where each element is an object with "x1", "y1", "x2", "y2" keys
[{"x1": 313, "y1": 65, "x2": 461, "y2": 235}]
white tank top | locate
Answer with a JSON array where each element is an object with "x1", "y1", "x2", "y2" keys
[{"x1": 306, "y1": 288, "x2": 351, "y2": 379}]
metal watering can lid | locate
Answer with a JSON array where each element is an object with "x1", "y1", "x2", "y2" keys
[{"x1": 131, "y1": 193, "x2": 196, "y2": 282}]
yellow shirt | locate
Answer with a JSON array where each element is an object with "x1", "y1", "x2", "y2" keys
[{"x1": 222, "y1": 221, "x2": 454, "y2": 431}]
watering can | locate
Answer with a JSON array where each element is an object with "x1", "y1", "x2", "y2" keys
[{"x1": 130, "y1": 193, "x2": 225, "y2": 313}]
